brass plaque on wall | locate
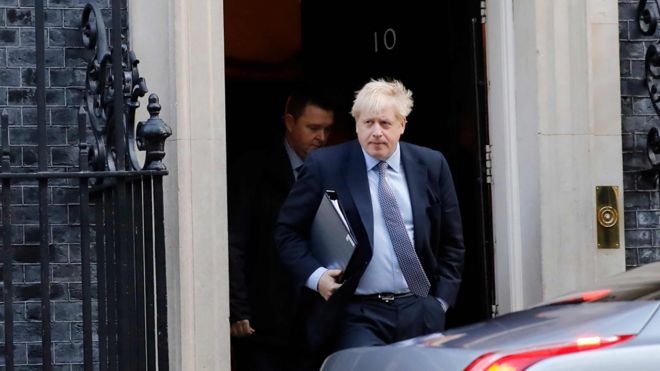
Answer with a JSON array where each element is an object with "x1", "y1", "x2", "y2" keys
[{"x1": 596, "y1": 186, "x2": 620, "y2": 249}]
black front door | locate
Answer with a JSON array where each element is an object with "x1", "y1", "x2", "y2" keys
[
  {"x1": 224, "y1": 0, "x2": 495, "y2": 328},
  {"x1": 301, "y1": 0, "x2": 495, "y2": 326}
]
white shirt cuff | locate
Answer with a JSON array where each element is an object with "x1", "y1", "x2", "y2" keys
[
  {"x1": 305, "y1": 267, "x2": 328, "y2": 292},
  {"x1": 435, "y1": 297, "x2": 448, "y2": 312}
]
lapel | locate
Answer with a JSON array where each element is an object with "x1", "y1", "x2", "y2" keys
[
  {"x1": 345, "y1": 141, "x2": 374, "y2": 248},
  {"x1": 401, "y1": 142, "x2": 429, "y2": 252}
]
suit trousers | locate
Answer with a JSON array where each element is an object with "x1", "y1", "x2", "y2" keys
[{"x1": 333, "y1": 295, "x2": 446, "y2": 352}]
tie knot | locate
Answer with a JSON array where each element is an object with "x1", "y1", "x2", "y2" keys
[{"x1": 377, "y1": 161, "x2": 388, "y2": 175}]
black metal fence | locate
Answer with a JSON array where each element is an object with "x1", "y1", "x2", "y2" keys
[{"x1": 1, "y1": 1, "x2": 170, "y2": 370}]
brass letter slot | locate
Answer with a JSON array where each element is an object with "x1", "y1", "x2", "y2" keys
[{"x1": 596, "y1": 186, "x2": 620, "y2": 249}]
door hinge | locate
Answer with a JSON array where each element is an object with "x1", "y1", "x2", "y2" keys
[
  {"x1": 491, "y1": 303, "x2": 499, "y2": 317},
  {"x1": 481, "y1": 1, "x2": 487, "y2": 24},
  {"x1": 484, "y1": 144, "x2": 492, "y2": 184}
]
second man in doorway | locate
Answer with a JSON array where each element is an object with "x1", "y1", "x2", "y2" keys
[{"x1": 229, "y1": 84, "x2": 335, "y2": 371}]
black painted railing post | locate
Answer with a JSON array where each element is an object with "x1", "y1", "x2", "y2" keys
[
  {"x1": 2, "y1": 109, "x2": 14, "y2": 371},
  {"x1": 35, "y1": 0, "x2": 52, "y2": 368},
  {"x1": 154, "y1": 175, "x2": 169, "y2": 370},
  {"x1": 78, "y1": 107, "x2": 94, "y2": 370},
  {"x1": 95, "y1": 191, "x2": 109, "y2": 371}
]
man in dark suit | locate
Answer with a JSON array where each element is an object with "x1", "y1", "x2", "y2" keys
[
  {"x1": 274, "y1": 79, "x2": 465, "y2": 354},
  {"x1": 228, "y1": 84, "x2": 335, "y2": 370}
]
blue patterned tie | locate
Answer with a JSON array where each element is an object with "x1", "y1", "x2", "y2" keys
[{"x1": 377, "y1": 161, "x2": 430, "y2": 297}]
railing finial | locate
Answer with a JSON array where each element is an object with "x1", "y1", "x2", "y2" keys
[{"x1": 137, "y1": 94, "x2": 172, "y2": 171}]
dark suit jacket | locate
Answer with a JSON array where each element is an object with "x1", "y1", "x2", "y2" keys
[
  {"x1": 228, "y1": 141, "x2": 299, "y2": 346},
  {"x1": 274, "y1": 140, "x2": 465, "y2": 349}
]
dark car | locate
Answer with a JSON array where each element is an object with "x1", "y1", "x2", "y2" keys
[{"x1": 320, "y1": 261, "x2": 660, "y2": 371}]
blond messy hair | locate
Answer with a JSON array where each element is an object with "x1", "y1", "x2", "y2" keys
[{"x1": 350, "y1": 78, "x2": 413, "y2": 120}]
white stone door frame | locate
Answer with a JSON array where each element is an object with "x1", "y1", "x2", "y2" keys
[{"x1": 485, "y1": 0, "x2": 527, "y2": 314}]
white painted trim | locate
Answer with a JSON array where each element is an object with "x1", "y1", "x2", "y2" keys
[
  {"x1": 130, "y1": 0, "x2": 230, "y2": 369},
  {"x1": 485, "y1": 0, "x2": 525, "y2": 314}
]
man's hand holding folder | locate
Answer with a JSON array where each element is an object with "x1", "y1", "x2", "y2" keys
[{"x1": 318, "y1": 269, "x2": 342, "y2": 300}]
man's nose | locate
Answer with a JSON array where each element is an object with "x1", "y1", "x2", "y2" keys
[{"x1": 318, "y1": 130, "x2": 328, "y2": 143}]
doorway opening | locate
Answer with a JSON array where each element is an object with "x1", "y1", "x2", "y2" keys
[{"x1": 224, "y1": 0, "x2": 494, "y2": 329}]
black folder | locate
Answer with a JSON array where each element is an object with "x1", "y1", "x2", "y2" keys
[{"x1": 309, "y1": 190, "x2": 356, "y2": 270}]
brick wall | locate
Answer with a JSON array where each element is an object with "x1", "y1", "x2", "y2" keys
[
  {"x1": 0, "y1": 0, "x2": 126, "y2": 369},
  {"x1": 620, "y1": 0, "x2": 660, "y2": 268}
]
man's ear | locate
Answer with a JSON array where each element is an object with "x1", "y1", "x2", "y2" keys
[
  {"x1": 400, "y1": 117, "x2": 407, "y2": 134},
  {"x1": 284, "y1": 113, "x2": 296, "y2": 132}
]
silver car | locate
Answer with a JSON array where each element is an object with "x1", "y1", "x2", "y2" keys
[{"x1": 321, "y1": 261, "x2": 660, "y2": 371}]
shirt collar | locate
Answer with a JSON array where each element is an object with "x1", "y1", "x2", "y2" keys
[
  {"x1": 284, "y1": 137, "x2": 304, "y2": 172},
  {"x1": 362, "y1": 142, "x2": 401, "y2": 173}
]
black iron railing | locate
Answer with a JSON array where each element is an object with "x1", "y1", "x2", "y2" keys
[
  {"x1": 1, "y1": 1, "x2": 171, "y2": 370},
  {"x1": 638, "y1": 0, "x2": 660, "y2": 175}
]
